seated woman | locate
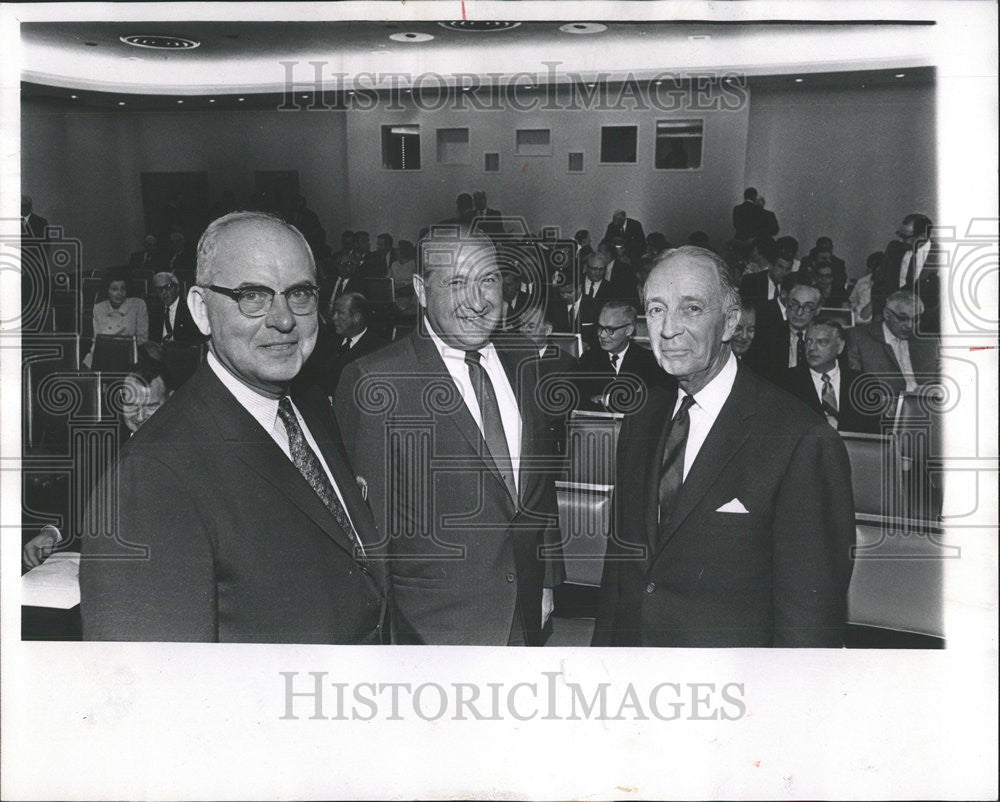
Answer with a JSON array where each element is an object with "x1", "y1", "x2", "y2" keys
[
  {"x1": 82, "y1": 269, "x2": 149, "y2": 368},
  {"x1": 389, "y1": 239, "x2": 416, "y2": 306}
]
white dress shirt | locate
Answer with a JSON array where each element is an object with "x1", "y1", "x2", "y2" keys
[
  {"x1": 164, "y1": 297, "x2": 179, "y2": 338},
  {"x1": 882, "y1": 322, "x2": 918, "y2": 391},
  {"x1": 343, "y1": 327, "x2": 367, "y2": 350},
  {"x1": 425, "y1": 322, "x2": 522, "y2": 491},
  {"x1": 585, "y1": 278, "x2": 603, "y2": 298},
  {"x1": 809, "y1": 362, "x2": 841, "y2": 428},
  {"x1": 672, "y1": 351, "x2": 738, "y2": 480},
  {"x1": 609, "y1": 343, "x2": 628, "y2": 374},
  {"x1": 206, "y1": 351, "x2": 359, "y2": 536},
  {"x1": 898, "y1": 239, "x2": 932, "y2": 287}
]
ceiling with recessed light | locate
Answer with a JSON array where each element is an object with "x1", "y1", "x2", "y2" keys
[{"x1": 21, "y1": 20, "x2": 935, "y2": 96}]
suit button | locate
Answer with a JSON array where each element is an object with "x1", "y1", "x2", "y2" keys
[
  {"x1": 506, "y1": 572, "x2": 516, "y2": 583},
  {"x1": 645, "y1": 582, "x2": 656, "y2": 594}
]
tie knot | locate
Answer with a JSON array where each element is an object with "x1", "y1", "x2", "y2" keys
[
  {"x1": 277, "y1": 395, "x2": 295, "y2": 422},
  {"x1": 464, "y1": 349, "x2": 483, "y2": 367},
  {"x1": 676, "y1": 394, "x2": 696, "y2": 420},
  {"x1": 822, "y1": 372, "x2": 832, "y2": 383},
  {"x1": 796, "y1": 330, "x2": 804, "y2": 341},
  {"x1": 610, "y1": 353, "x2": 619, "y2": 367}
]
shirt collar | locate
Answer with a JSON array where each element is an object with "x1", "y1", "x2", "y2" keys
[
  {"x1": 680, "y1": 350, "x2": 738, "y2": 417},
  {"x1": 609, "y1": 342, "x2": 629, "y2": 362},
  {"x1": 347, "y1": 327, "x2": 367, "y2": 348},
  {"x1": 810, "y1": 362, "x2": 840, "y2": 382},
  {"x1": 425, "y1": 318, "x2": 499, "y2": 366},
  {"x1": 207, "y1": 350, "x2": 281, "y2": 433},
  {"x1": 882, "y1": 321, "x2": 902, "y2": 346}
]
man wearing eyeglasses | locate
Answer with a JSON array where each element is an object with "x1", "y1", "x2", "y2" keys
[
  {"x1": 80, "y1": 211, "x2": 385, "y2": 643},
  {"x1": 149, "y1": 271, "x2": 204, "y2": 346},
  {"x1": 847, "y1": 290, "x2": 938, "y2": 394},
  {"x1": 575, "y1": 301, "x2": 661, "y2": 412},
  {"x1": 745, "y1": 275, "x2": 823, "y2": 382},
  {"x1": 871, "y1": 213, "x2": 941, "y2": 335}
]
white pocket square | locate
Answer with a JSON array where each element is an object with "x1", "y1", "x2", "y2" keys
[{"x1": 716, "y1": 498, "x2": 749, "y2": 513}]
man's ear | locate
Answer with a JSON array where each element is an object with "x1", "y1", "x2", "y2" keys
[
  {"x1": 412, "y1": 274, "x2": 428, "y2": 309},
  {"x1": 722, "y1": 304, "x2": 741, "y2": 342},
  {"x1": 836, "y1": 337, "x2": 845, "y2": 357},
  {"x1": 187, "y1": 286, "x2": 212, "y2": 336}
]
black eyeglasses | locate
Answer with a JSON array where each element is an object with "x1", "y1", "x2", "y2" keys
[
  {"x1": 597, "y1": 322, "x2": 632, "y2": 336},
  {"x1": 203, "y1": 283, "x2": 319, "y2": 318}
]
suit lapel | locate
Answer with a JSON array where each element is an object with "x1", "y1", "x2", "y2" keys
[
  {"x1": 654, "y1": 366, "x2": 754, "y2": 556},
  {"x1": 871, "y1": 323, "x2": 903, "y2": 372},
  {"x1": 497, "y1": 344, "x2": 536, "y2": 503},
  {"x1": 193, "y1": 365, "x2": 362, "y2": 558},
  {"x1": 410, "y1": 332, "x2": 511, "y2": 498},
  {"x1": 643, "y1": 385, "x2": 676, "y2": 553}
]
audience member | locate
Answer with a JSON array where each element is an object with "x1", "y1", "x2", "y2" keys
[
  {"x1": 321, "y1": 292, "x2": 388, "y2": 395},
  {"x1": 731, "y1": 300, "x2": 757, "y2": 361},
  {"x1": 83, "y1": 269, "x2": 149, "y2": 368},
  {"x1": 371, "y1": 233, "x2": 396, "y2": 277},
  {"x1": 754, "y1": 195, "x2": 780, "y2": 238},
  {"x1": 872, "y1": 213, "x2": 940, "y2": 334},
  {"x1": 744, "y1": 275, "x2": 822, "y2": 381},
  {"x1": 549, "y1": 274, "x2": 583, "y2": 334},
  {"x1": 575, "y1": 301, "x2": 660, "y2": 412},
  {"x1": 800, "y1": 237, "x2": 847, "y2": 288},
  {"x1": 519, "y1": 304, "x2": 578, "y2": 455},
  {"x1": 732, "y1": 187, "x2": 765, "y2": 241},
  {"x1": 128, "y1": 234, "x2": 167, "y2": 273},
  {"x1": 290, "y1": 194, "x2": 321, "y2": 238},
  {"x1": 847, "y1": 290, "x2": 938, "y2": 394},
  {"x1": 472, "y1": 190, "x2": 505, "y2": 236},
  {"x1": 498, "y1": 264, "x2": 530, "y2": 331},
  {"x1": 389, "y1": 239, "x2": 417, "y2": 301},
  {"x1": 166, "y1": 227, "x2": 196, "y2": 286},
  {"x1": 603, "y1": 209, "x2": 646, "y2": 265},
  {"x1": 781, "y1": 319, "x2": 881, "y2": 433},
  {"x1": 149, "y1": 271, "x2": 203, "y2": 346},
  {"x1": 687, "y1": 230, "x2": 710, "y2": 249},
  {"x1": 814, "y1": 261, "x2": 850, "y2": 308},
  {"x1": 776, "y1": 235, "x2": 801, "y2": 273},
  {"x1": 21, "y1": 195, "x2": 49, "y2": 239},
  {"x1": 574, "y1": 229, "x2": 594, "y2": 261},
  {"x1": 850, "y1": 251, "x2": 884, "y2": 325}
]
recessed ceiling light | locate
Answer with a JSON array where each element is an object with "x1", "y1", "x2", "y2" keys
[
  {"x1": 439, "y1": 21, "x2": 521, "y2": 32},
  {"x1": 794, "y1": 78, "x2": 804, "y2": 83},
  {"x1": 117, "y1": 101, "x2": 126, "y2": 106},
  {"x1": 389, "y1": 31, "x2": 434, "y2": 43},
  {"x1": 70, "y1": 94, "x2": 78, "y2": 99},
  {"x1": 120, "y1": 35, "x2": 200, "y2": 50},
  {"x1": 237, "y1": 97, "x2": 245, "y2": 102},
  {"x1": 176, "y1": 99, "x2": 184, "y2": 104},
  {"x1": 558, "y1": 22, "x2": 607, "y2": 35},
  {"x1": 687, "y1": 35, "x2": 711, "y2": 41},
  {"x1": 895, "y1": 73, "x2": 906, "y2": 78},
  {"x1": 208, "y1": 98, "x2": 216, "y2": 103}
]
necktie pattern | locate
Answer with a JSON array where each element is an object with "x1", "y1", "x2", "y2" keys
[
  {"x1": 163, "y1": 306, "x2": 173, "y2": 340},
  {"x1": 277, "y1": 397, "x2": 365, "y2": 558},
  {"x1": 464, "y1": 350, "x2": 517, "y2": 503},
  {"x1": 795, "y1": 330, "x2": 806, "y2": 367},
  {"x1": 657, "y1": 394, "x2": 696, "y2": 539},
  {"x1": 821, "y1": 372, "x2": 839, "y2": 420},
  {"x1": 610, "y1": 353, "x2": 619, "y2": 371}
]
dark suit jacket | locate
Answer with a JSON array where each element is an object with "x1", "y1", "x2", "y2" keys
[
  {"x1": 604, "y1": 218, "x2": 646, "y2": 264},
  {"x1": 742, "y1": 307, "x2": 792, "y2": 382},
  {"x1": 846, "y1": 320, "x2": 938, "y2": 395},
  {"x1": 334, "y1": 330, "x2": 565, "y2": 646},
  {"x1": 871, "y1": 240, "x2": 942, "y2": 335},
  {"x1": 574, "y1": 342, "x2": 663, "y2": 413},
  {"x1": 534, "y1": 343, "x2": 578, "y2": 455},
  {"x1": 732, "y1": 201, "x2": 762, "y2": 241},
  {"x1": 324, "y1": 327, "x2": 389, "y2": 395},
  {"x1": 79, "y1": 363, "x2": 386, "y2": 642},
  {"x1": 780, "y1": 364, "x2": 881, "y2": 433},
  {"x1": 498, "y1": 291, "x2": 531, "y2": 331},
  {"x1": 593, "y1": 362, "x2": 855, "y2": 647},
  {"x1": 148, "y1": 296, "x2": 204, "y2": 346},
  {"x1": 23, "y1": 213, "x2": 49, "y2": 239}
]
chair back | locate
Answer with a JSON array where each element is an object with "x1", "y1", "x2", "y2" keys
[{"x1": 91, "y1": 335, "x2": 136, "y2": 372}]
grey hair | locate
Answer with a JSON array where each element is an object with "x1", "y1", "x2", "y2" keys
[
  {"x1": 195, "y1": 211, "x2": 316, "y2": 287},
  {"x1": 886, "y1": 288, "x2": 922, "y2": 309},
  {"x1": 600, "y1": 299, "x2": 638, "y2": 324},
  {"x1": 647, "y1": 245, "x2": 741, "y2": 313}
]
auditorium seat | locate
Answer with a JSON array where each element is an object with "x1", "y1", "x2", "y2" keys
[
  {"x1": 548, "y1": 332, "x2": 582, "y2": 359},
  {"x1": 162, "y1": 341, "x2": 204, "y2": 388},
  {"x1": 90, "y1": 335, "x2": 136, "y2": 372},
  {"x1": 567, "y1": 409, "x2": 623, "y2": 487}
]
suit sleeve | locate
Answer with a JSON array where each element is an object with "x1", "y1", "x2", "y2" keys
[
  {"x1": 79, "y1": 452, "x2": 217, "y2": 641},
  {"x1": 846, "y1": 329, "x2": 863, "y2": 372},
  {"x1": 771, "y1": 423, "x2": 855, "y2": 646}
]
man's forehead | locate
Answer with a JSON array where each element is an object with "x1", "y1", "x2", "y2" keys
[
  {"x1": 647, "y1": 255, "x2": 717, "y2": 294},
  {"x1": 789, "y1": 285, "x2": 821, "y2": 300},
  {"x1": 807, "y1": 323, "x2": 839, "y2": 338},
  {"x1": 599, "y1": 307, "x2": 628, "y2": 324}
]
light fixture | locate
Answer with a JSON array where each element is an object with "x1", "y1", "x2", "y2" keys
[
  {"x1": 439, "y1": 21, "x2": 521, "y2": 32},
  {"x1": 120, "y1": 35, "x2": 200, "y2": 50},
  {"x1": 389, "y1": 31, "x2": 434, "y2": 43},
  {"x1": 237, "y1": 97, "x2": 245, "y2": 102},
  {"x1": 176, "y1": 99, "x2": 184, "y2": 104},
  {"x1": 558, "y1": 22, "x2": 607, "y2": 35},
  {"x1": 794, "y1": 78, "x2": 804, "y2": 83},
  {"x1": 208, "y1": 98, "x2": 216, "y2": 103},
  {"x1": 70, "y1": 94, "x2": 78, "y2": 99},
  {"x1": 895, "y1": 73, "x2": 906, "y2": 78},
  {"x1": 117, "y1": 101, "x2": 126, "y2": 106}
]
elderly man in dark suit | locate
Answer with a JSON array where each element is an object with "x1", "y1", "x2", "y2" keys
[
  {"x1": 335, "y1": 230, "x2": 564, "y2": 645},
  {"x1": 148, "y1": 271, "x2": 204, "y2": 346},
  {"x1": 321, "y1": 291, "x2": 388, "y2": 394},
  {"x1": 21, "y1": 195, "x2": 49, "y2": 239},
  {"x1": 871, "y1": 213, "x2": 942, "y2": 335},
  {"x1": 574, "y1": 300, "x2": 661, "y2": 413},
  {"x1": 80, "y1": 211, "x2": 385, "y2": 642},
  {"x1": 592, "y1": 246, "x2": 855, "y2": 647},
  {"x1": 781, "y1": 319, "x2": 882, "y2": 433},
  {"x1": 847, "y1": 290, "x2": 938, "y2": 395}
]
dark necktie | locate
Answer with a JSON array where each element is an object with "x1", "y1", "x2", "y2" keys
[
  {"x1": 277, "y1": 397, "x2": 365, "y2": 558},
  {"x1": 338, "y1": 338, "x2": 351, "y2": 357},
  {"x1": 609, "y1": 353, "x2": 619, "y2": 372},
  {"x1": 657, "y1": 394, "x2": 696, "y2": 536},
  {"x1": 567, "y1": 303, "x2": 576, "y2": 329},
  {"x1": 464, "y1": 350, "x2": 517, "y2": 502},
  {"x1": 163, "y1": 306, "x2": 174, "y2": 340},
  {"x1": 588, "y1": 281, "x2": 597, "y2": 298},
  {"x1": 795, "y1": 330, "x2": 806, "y2": 367},
  {"x1": 903, "y1": 245, "x2": 919, "y2": 288},
  {"x1": 821, "y1": 372, "x2": 839, "y2": 419}
]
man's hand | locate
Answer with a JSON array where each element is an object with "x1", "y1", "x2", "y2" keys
[
  {"x1": 542, "y1": 587, "x2": 555, "y2": 627},
  {"x1": 23, "y1": 525, "x2": 62, "y2": 568}
]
